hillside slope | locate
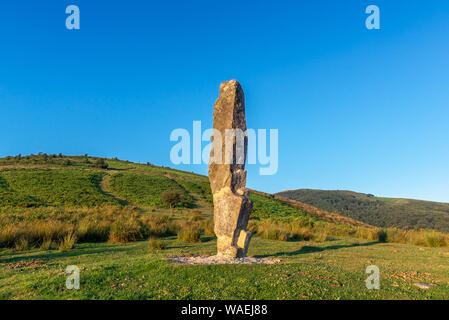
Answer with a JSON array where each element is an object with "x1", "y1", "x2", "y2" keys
[
  {"x1": 251, "y1": 190, "x2": 371, "y2": 228},
  {"x1": 2, "y1": 154, "x2": 447, "y2": 250},
  {"x1": 1, "y1": 154, "x2": 449, "y2": 301},
  {"x1": 0, "y1": 154, "x2": 368, "y2": 229},
  {"x1": 276, "y1": 189, "x2": 449, "y2": 233}
]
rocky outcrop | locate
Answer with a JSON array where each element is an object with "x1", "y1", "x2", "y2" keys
[{"x1": 208, "y1": 80, "x2": 253, "y2": 258}]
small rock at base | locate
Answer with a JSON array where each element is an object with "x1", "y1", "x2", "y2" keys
[{"x1": 413, "y1": 283, "x2": 436, "y2": 290}]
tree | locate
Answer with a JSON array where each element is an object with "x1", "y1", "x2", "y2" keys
[
  {"x1": 95, "y1": 158, "x2": 108, "y2": 169},
  {"x1": 161, "y1": 190, "x2": 182, "y2": 214}
]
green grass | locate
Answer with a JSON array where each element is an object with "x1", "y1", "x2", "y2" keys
[
  {"x1": 134, "y1": 163, "x2": 206, "y2": 179},
  {"x1": 1, "y1": 236, "x2": 448, "y2": 300},
  {"x1": 0, "y1": 169, "x2": 118, "y2": 207},
  {"x1": 109, "y1": 173, "x2": 193, "y2": 208},
  {"x1": 176, "y1": 179, "x2": 213, "y2": 204},
  {"x1": 250, "y1": 193, "x2": 316, "y2": 224},
  {"x1": 0, "y1": 175, "x2": 43, "y2": 207},
  {"x1": 1, "y1": 154, "x2": 448, "y2": 300}
]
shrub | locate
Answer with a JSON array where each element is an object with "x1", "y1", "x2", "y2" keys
[
  {"x1": 109, "y1": 216, "x2": 145, "y2": 243},
  {"x1": 95, "y1": 158, "x2": 109, "y2": 169},
  {"x1": 312, "y1": 231, "x2": 328, "y2": 242},
  {"x1": 177, "y1": 223, "x2": 201, "y2": 243},
  {"x1": 15, "y1": 237, "x2": 30, "y2": 251},
  {"x1": 377, "y1": 229, "x2": 387, "y2": 242},
  {"x1": 354, "y1": 227, "x2": 378, "y2": 241},
  {"x1": 109, "y1": 173, "x2": 193, "y2": 208},
  {"x1": 288, "y1": 224, "x2": 314, "y2": 241},
  {"x1": 0, "y1": 221, "x2": 72, "y2": 248},
  {"x1": 77, "y1": 219, "x2": 111, "y2": 242},
  {"x1": 0, "y1": 225, "x2": 19, "y2": 248},
  {"x1": 251, "y1": 220, "x2": 314, "y2": 242},
  {"x1": 385, "y1": 228, "x2": 407, "y2": 243},
  {"x1": 148, "y1": 237, "x2": 166, "y2": 251},
  {"x1": 424, "y1": 231, "x2": 447, "y2": 247},
  {"x1": 40, "y1": 237, "x2": 55, "y2": 250},
  {"x1": 58, "y1": 232, "x2": 77, "y2": 252},
  {"x1": 247, "y1": 220, "x2": 258, "y2": 234},
  {"x1": 201, "y1": 219, "x2": 215, "y2": 237},
  {"x1": 161, "y1": 190, "x2": 182, "y2": 214},
  {"x1": 141, "y1": 214, "x2": 172, "y2": 237},
  {"x1": 189, "y1": 210, "x2": 203, "y2": 222}
]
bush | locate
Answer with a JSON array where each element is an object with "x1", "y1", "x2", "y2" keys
[
  {"x1": 58, "y1": 232, "x2": 77, "y2": 252},
  {"x1": 141, "y1": 214, "x2": 173, "y2": 237},
  {"x1": 40, "y1": 237, "x2": 55, "y2": 250},
  {"x1": 15, "y1": 237, "x2": 30, "y2": 251},
  {"x1": 109, "y1": 216, "x2": 146, "y2": 243},
  {"x1": 109, "y1": 173, "x2": 193, "y2": 208},
  {"x1": 77, "y1": 219, "x2": 111, "y2": 242},
  {"x1": 288, "y1": 224, "x2": 314, "y2": 241},
  {"x1": 0, "y1": 221, "x2": 73, "y2": 249},
  {"x1": 424, "y1": 231, "x2": 447, "y2": 247},
  {"x1": 201, "y1": 219, "x2": 215, "y2": 237},
  {"x1": 161, "y1": 190, "x2": 182, "y2": 214},
  {"x1": 385, "y1": 228, "x2": 406, "y2": 243},
  {"x1": 148, "y1": 237, "x2": 166, "y2": 251},
  {"x1": 377, "y1": 230, "x2": 387, "y2": 242},
  {"x1": 0, "y1": 225, "x2": 20, "y2": 248},
  {"x1": 95, "y1": 158, "x2": 109, "y2": 169},
  {"x1": 177, "y1": 223, "x2": 201, "y2": 243},
  {"x1": 189, "y1": 210, "x2": 203, "y2": 222},
  {"x1": 251, "y1": 220, "x2": 314, "y2": 242}
]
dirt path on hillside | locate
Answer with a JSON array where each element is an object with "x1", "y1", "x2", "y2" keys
[{"x1": 99, "y1": 173, "x2": 130, "y2": 206}]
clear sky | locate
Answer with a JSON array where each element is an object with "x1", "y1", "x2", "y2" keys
[{"x1": 1, "y1": 1, "x2": 448, "y2": 202}]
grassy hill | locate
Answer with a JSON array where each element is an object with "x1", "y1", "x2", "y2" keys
[
  {"x1": 0, "y1": 154, "x2": 448, "y2": 299},
  {"x1": 276, "y1": 189, "x2": 449, "y2": 233}
]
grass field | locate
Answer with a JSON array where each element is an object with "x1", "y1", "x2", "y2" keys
[
  {"x1": 109, "y1": 172, "x2": 194, "y2": 208},
  {"x1": 0, "y1": 154, "x2": 448, "y2": 300},
  {"x1": 0, "y1": 169, "x2": 117, "y2": 207},
  {"x1": 1, "y1": 236, "x2": 448, "y2": 299}
]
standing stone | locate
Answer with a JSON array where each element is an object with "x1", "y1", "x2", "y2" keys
[{"x1": 208, "y1": 80, "x2": 253, "y2": 258}]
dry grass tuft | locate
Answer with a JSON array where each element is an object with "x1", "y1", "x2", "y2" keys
[{"x1": 177, "y1": 223, "x2": 201, "y2": 243}]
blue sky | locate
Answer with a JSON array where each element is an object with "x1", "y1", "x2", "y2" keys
[{"x1": 0, "y1": 1, "x2": 448, "y2": 202}]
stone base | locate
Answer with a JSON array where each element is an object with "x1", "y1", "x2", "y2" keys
[
  {"x1": 167, "y1": 255, "x2": 281, "y2": 265},
  {"x1": 216, "y1": 230, "x2": 252, "y2": 258}
]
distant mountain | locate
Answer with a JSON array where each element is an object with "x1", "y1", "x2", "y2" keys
[{"x1": 276, "y1": 189, "x2": 449, "y2": 233}]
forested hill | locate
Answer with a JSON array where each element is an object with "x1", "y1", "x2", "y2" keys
[{"x1": 276, "y1": 189, "x2": 449, "y2": 233}]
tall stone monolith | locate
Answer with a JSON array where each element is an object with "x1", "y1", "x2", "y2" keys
[{"x1": 208, "y1": 80, "x2": 253, "y2": 258}]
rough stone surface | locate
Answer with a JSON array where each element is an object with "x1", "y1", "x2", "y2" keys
[
  {"x1": 167, "y1": 255, "x2": 280, "y2": 265},
  {"x1": 209, "y1": 80, "x2": 253, "y2": 258}
]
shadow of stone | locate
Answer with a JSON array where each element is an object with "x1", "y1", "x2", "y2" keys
[
  {"x1": 201, "y1": 236, "x2": 216, "y2": 243},
  {"x1": 165, "y1": 245, "x2": 189, "y2": 249},
  {"x1": 253, "y1": 241, "x2": 379, "y2": 258},
  {"x1": 0, "y1": 244, "x2": 131, "y2": 264}
]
